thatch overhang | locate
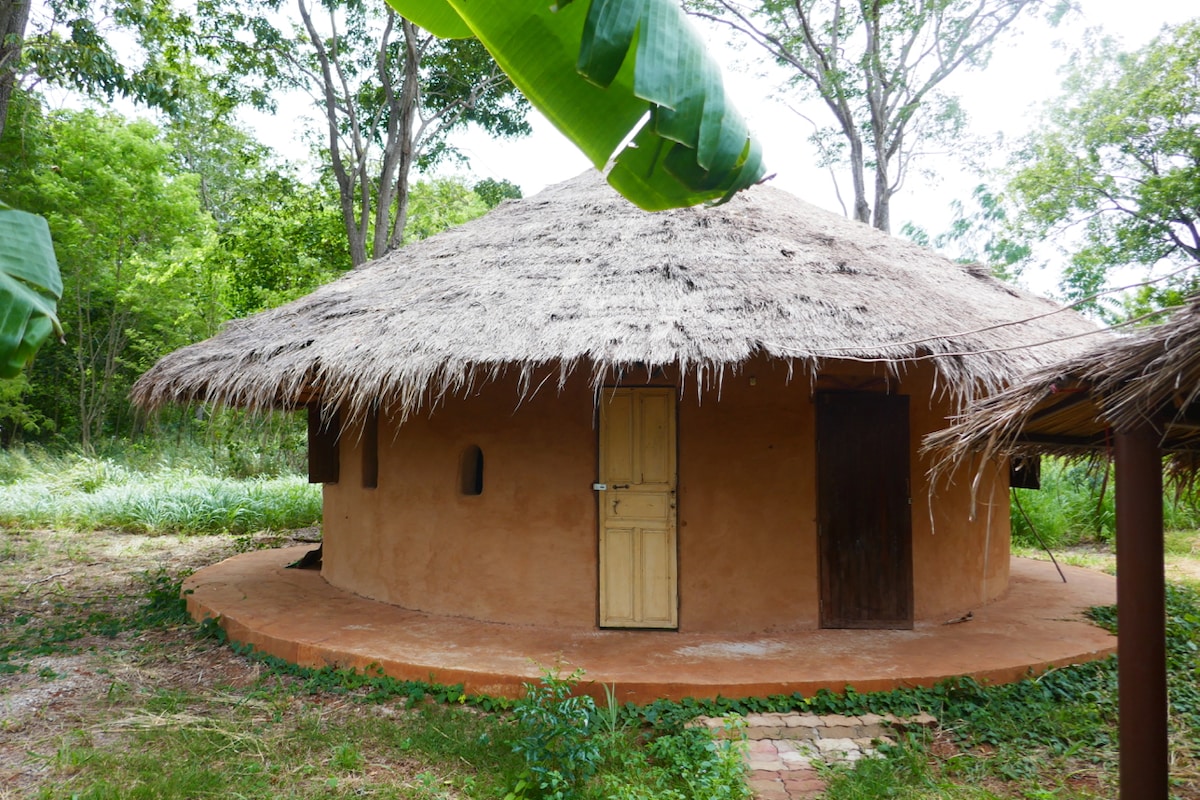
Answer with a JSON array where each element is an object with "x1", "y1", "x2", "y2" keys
[
  {"x1": 925, "y1": 297, "x2": 1200, "y2": 475},
  {"x1": 132, "y1": 171, "x2": 1102, "y2": 420}
]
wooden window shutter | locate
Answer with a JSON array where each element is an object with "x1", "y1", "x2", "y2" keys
[
  {"x1": 308, "y1": 406, "x2": 341, "y2": 484},
  {"x1": 1009, "y1": 455, "x2": 1041, "y2": 490}
]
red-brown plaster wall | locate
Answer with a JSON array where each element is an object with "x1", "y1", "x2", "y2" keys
[
  {"x1": 322, "y1": 369, "x2": 600, "y2": 628},
  {"x1": 320, "y1": 357, "x2": 1009, "y2": 631},
  {"x1": 677, "y1": 358, "x2": 816, "y2": 632},
  {"x1": 901, "y1": 366, "x2": 1011, "y2": 619}
]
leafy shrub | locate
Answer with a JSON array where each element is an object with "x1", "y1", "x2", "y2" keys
[
  {"x1": 508, "y1": 668, "x2": 600, "y2": 800},
  {"x1": 1011, "y1": 460, "x2": 1115, "y2": 547}
]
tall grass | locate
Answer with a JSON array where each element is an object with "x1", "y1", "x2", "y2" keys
[
  {"x1": 0, "y1": 447, "x2": 320, "y2": 535},
  {"x1": 1011, "y1": 458, "x2": 1200, "y2": 548}
]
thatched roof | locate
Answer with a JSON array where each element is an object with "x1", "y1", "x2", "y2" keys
[
  {"x1": 132, "y1": 171, "x2": 1102, "y2": 419},
  {"x1": 926, "y1": 297, "x2": 1200, "y2": 475}
]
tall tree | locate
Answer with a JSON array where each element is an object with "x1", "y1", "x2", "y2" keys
[
  {"x1": 1, "y1": 100, "x2": 210, "y2": 448},
  {"x1": 200, "y1": 0, "x2": 529, "y2": 267},
  {"x1": 689, "y1": 0, "x2": 1068, "y2": 232},
  {"x1": 0, "y1": 0, "x2": 33, "y2": 138},
  {"x1": 209, "y1": 170, "x2": 350, "y2": 320},
  {"x1": 1008, "y1": 23, "x2": 1200, "y2": 310}
]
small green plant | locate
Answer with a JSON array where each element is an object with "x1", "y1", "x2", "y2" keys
[
  {"x1": 330, "y1": 742, "x2": 364, "y2": 772},
  {"x1": 507, "y1": 668, "x2": 600, "y2": 800},
  {"x1": 646, "y1": 725, "x2": 750, "y2": 799},
  {"x1": 597, "y1": 683, "x2": 622, "y2": 739}
]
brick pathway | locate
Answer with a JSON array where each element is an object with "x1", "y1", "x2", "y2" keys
[
  {"x1": 744, "y1": 738, "x2": 826, "y2": 799},
  {"x1": 693, "y1": 711, "x2": 938, "y2": 799}
]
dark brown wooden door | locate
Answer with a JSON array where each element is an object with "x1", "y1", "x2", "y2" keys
[{"x1": 816, "y1": 392, "x2": 913, "y2": 629}]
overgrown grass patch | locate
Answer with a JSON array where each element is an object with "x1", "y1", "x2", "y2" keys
[
  {"x1": 1011, "y1": 458, "x2": 1200, "y2": 549},
  {"x1": 0, "y1": 449, "x2": 320, "y2": 535}
]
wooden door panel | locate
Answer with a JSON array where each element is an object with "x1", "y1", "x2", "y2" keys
[
  {"x1": 601, "y1": 391, "x2": 636, "y2": 484},
  {"x1": 817, "y1": 392, "x2": 913, "y2": 629},
  {"x1": 638, "y1": 392, "x2": 673, "y2": 485},
  {"x1": 600, "y1": 527, "x2": 636, "y2": 623},
  {"x1": 606, "y1": 492, "x2": 671, "y2": 521},
  {"x1": 639, "y1": 528, "x2": 676, "y2": 625},
  {"x1": 599, "y1": 388, "x2": 678, "y2": 628}
]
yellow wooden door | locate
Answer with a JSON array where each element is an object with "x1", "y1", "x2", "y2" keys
[{"x1": 598, "y1": 388, "x2": 678, "y2": 628}]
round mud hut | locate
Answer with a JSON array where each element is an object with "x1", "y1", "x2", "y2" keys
[{"x1": 133, "y1": 172, "x2": 1103, "y2": 643}]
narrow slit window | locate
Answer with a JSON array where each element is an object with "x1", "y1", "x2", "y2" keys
[
  {"x1": 307, "y1": 407, "x2": 341, "y2": 484},
  {"x1": 362, "y1": 410, "x2": 379, "y2": 489},
  {"x1": 460, "y1": 445, "x2": 483, "y2": 496}
]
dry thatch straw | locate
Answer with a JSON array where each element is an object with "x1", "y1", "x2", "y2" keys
[
  {"x1": 925, "y1": 296, "x2": 1200, "y2": 484},
  {"x1": 132, "y1": 171, "x2": 1101, "y2": 422}
]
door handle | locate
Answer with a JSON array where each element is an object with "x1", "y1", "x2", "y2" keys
[{"x1": 611, "y1": 484, "x2": 630, "y2": 490}]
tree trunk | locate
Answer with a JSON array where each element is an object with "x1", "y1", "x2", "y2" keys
[
  {"x1": 847, "y1": 137, "x2": 870, "y2": 224},
  {"x1": 387, "y1": 21, "x2": 421, "y2": 254},
  {"x1": 297, "y1": 0, "x2": 371, "y2": 268},
  {"x1": 0, "y1": 0, "x2": 32, "y2": 141},
  {"x1": 872, "y1": 160, "x2": 891, "y2": 233}
]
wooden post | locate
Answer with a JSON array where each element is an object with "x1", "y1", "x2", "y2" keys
[{"x1": 1115, "y1": 424, "x2": 1166, "y2": 799}]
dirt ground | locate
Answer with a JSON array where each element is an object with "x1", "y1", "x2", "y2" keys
[{"x1": 0, "y1": 528, "x2": 314, "y2": 796}]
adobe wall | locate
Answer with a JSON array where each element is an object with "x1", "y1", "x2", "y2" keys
[
  {"x1": 322, "y1": 369, "x2": 600, "y2": 628},
  {"x1": 321, "y1": 357, "x2": 1009, "y2": 631}
]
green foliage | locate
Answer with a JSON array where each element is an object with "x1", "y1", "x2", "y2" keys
[
  {"x1": 474, "y1": 177, "x2": 523, "y2": 209},
  {"x1": 0, "y1": 373, "x2": 52, "y2": 443},
  {"x1": 900, "y1": 184, "x2": 1031, "y2": 281},
  {"x1": 205, "y1": 170, "x2": 349, "y2": 318},
  {"x1": 1, "y1": 96, "x2": 212, "y2": 448},
  {"x1": 508, "y1": 668, "x2": 601, "y2": 800},
  {"x1": 821, "y1": 735, "x2": 996, "y2": 799},
  {"x1": 0, "y1": 202, "x2": 62, "y2": 378},
  {"x1": 639, "y1": 727, "x2": 750, "y2": 799},
  {"x1": 404, "y1": 177, "x2": 490, "y2": 244},
  {"x1": 3, "y1": 0, "x2": 197, "y2": 131},
  {"x1": 1010, "y1": 458, "x2": 1200, "y2": 548},
  {"x1": 1010, "y1": 460, "x2": 1116, "y2": 546},
  {"x1": 1008, "y1": 22, "x2": 1200, "y2": 313},
  {"x1": 195, "y1": 0, "x2": 531, "y2": 263},
  {"x1": 389, "y1": 0, "x2": 765, "y2": 211}
]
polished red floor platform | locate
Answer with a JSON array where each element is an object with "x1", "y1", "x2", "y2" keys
[{"x1": 184, "y1": 548, "x2": 1117, "y2": 703}]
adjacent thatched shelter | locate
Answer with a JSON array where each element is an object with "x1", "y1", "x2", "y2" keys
[
  {"x1": 925, "y1": 297, "x2": 1200, "y2": 800},
  {"x1": 927, "y1": 297, "x2": 1200, "y2": 467},
  {"x1": 134, "y1": 171, "x2": 1103, "y2": 635}
]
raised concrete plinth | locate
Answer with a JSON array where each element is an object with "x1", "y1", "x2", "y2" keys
[{"x1": 184, "y1": 549, "x2": 1116, "y2": 703}]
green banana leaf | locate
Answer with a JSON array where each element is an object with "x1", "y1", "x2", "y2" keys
[
  {"x1": 387, "y1": 0, "x2": 766, "y2": 209},
  {"x1": 0, "y1": 205, "x2": 63, "y2": 379}
]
